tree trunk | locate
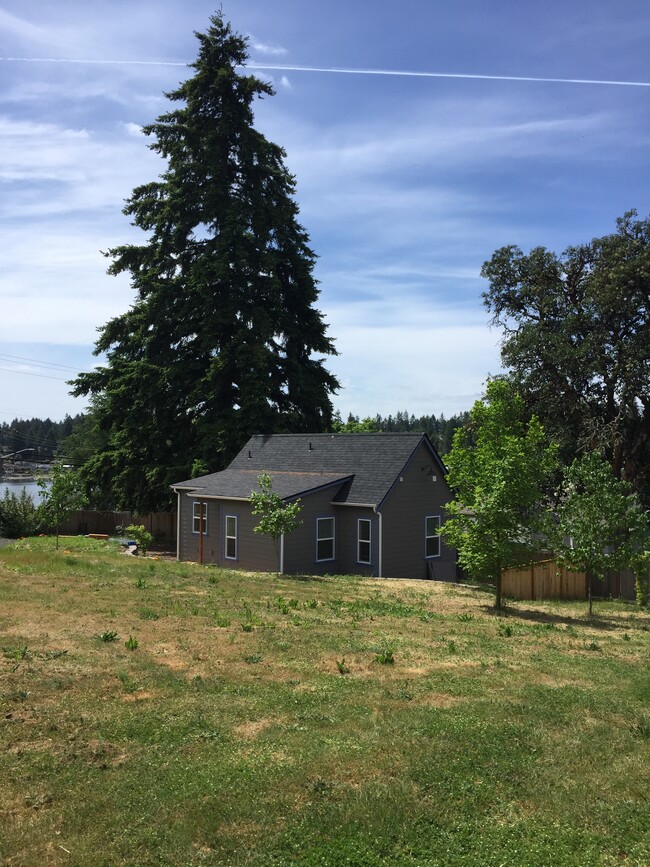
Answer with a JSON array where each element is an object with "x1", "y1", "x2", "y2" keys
[
  {"x1": 588, "y1": 574, "x2": 593, "y2": 617},
  {"x1": 495, "y1": 566, "x2": 502, "y2": 610}
]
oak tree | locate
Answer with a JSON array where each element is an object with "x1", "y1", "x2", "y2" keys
[{"x1": 482, "y1": 211, "x2": 650, "y2": 507}]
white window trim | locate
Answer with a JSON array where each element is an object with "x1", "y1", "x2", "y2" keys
[
  {"x1": 425, "y1": 515, "x2": 441, "y2": 558},
  {"x1": 225, "y1": 514, "x2": 238, "y2": 560},
  {"x1": 357, "y1": 518, "x2": 371, "y2": 564},
  {"x1": 192, "y1": 501, "x2": 208, "y2": 535},
  {"x1": 316, "y1": 516, "x2": 335, "y2": 562}
]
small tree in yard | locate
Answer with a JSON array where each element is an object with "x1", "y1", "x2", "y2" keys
[
  {"x1": 441, "y1": 380, "x2": 557, "y2": 609},
  {"x1": 547, "y1": 451, "x2": 649, "y2": 615},
  {"x1": 250, "y1": 473, "x2": 302, "y2": 571},
  {"x1": 38, "y1": 465, "x2": 88, "y2": 550},
  {"x1": 0, "y1": 488, "x2": 42, "y2": 539}
]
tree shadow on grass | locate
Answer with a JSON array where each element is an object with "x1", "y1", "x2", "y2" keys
[
  {"x1": 279, "y1": 573, "x2": 330, "y2": 583},
  {"x1": 480, "y1": 601, "x2": 645, "y2": 633}
]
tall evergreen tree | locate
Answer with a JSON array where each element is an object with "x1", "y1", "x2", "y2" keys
[{"x1": 72, "y1": 14, "x2": 339, "y2": 512}]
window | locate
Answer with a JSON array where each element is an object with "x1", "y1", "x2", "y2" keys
[
  {"x1": 425, "y1": 515, "x2": 441, "y2": 558},
  {"x1": 316, "y1": 517, "x2": 335, "y2": 562},
  {"x1": 192, "y1": 501, "x2": 208, "y2": 535},
  {"x1": 357, "y1": 518, "x2": 371, "y2": 564},
  {"x1": 225, "y1": 515, "x2": 238, "y2": 559}
]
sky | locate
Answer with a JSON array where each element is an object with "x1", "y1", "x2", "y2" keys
[{"x1": 1, "y1": 0, "x2": 649, "y2": 425}]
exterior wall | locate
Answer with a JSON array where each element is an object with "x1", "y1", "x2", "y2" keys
[
  {"x1": 379, "y1": 440, "x2": 456, "y2": 581},
  {"x1": 177, "y1": 495, "x2": 276, "y2": 571},
  {"x1": 333, "y1": 506, "x2": 378, "y2": 577},
  {"x1": 178, "y1": 495, "x2": 221, "y2": 564},
  {"x1": 282, "y1": 486, "x2": 342, "y2": 575}
]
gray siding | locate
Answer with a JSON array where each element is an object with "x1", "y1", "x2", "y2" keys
[
  {"x1": 379, "y1": 440, "x2": 456, "y2": 580},
  {"x1": 217, "y1": 500, "x2": 278, "y2": 571},
  {"x1": 177, "y1": 495, "x2": 276, "y2": 571},
  {"x1": 178, "y1": 495, "x2": 221, "y2": 564},
  {"x1": 283, "y1": 486, "x2": 342, "y2": 575},
  {"x1": 333, "y1": 506, "x2": 378, "y2": 577}
]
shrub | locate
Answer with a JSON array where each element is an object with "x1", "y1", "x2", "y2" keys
[
  {"x1": 124, "y1": 524, "x2": 153, "y2": 555},
  {"x1": 0, "y1": 488, "x2": 42, "y2": 538}
]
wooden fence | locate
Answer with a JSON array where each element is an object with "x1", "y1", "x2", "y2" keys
[
  {"x1": 57, "y1": 510, "x2": 176, "y2": 542},
  {"x1": 502, "y1": 560, "x2": 587, "y2": 601},
  {"x1": 502, "y1": 559, "x2": 648, "y2": 602}
]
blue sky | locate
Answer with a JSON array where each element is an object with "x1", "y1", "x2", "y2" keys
[{"x1": 1, "y1": 0, "x2": 649, "y2": 424}]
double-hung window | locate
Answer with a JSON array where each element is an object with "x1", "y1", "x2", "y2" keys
[
  {"x1": 316, "y1": 517, "x2": 335, "y2": 562},
  {"x1": 192, "y1": 501, "x2": 208, "y2": 535},
  {"x1": 425, "y1": 515, "x2": 441, "y2": 558},
  {"x1": 357, "y1": 518, "x2": 371, "y2": 564},
  {"x1": 225, "y1": 515, "x2": 238, "y2": 560}
]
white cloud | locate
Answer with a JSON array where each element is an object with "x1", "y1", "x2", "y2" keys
[
  {"x1": 123, "y1": 121, "x2": 143, "y2": 137},
  {"x1": 250, "y1": 38, "x2": 288, "y2": 57},
  {"x1": 279, "y1": 75, "x2": 291, "y2": 89}
]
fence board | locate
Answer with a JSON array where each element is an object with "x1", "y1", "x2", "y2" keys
[
  {"x1": 502, "y1": 559, "x2": 648, "y2": 602},
  {"x1": 56, "y1": 510, "x2": 176, "y2": 542},
  {"x1": 502, "y1": 560, "x2": 586, "y2": 601}
]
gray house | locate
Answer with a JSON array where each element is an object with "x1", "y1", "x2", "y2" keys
[{"x1": 171, "y1": 432, "x2": 456, "y2": 580}]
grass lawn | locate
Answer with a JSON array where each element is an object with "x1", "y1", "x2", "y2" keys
[{"x1": 1, "y1": 537, "x2": 649, "y2": 866}]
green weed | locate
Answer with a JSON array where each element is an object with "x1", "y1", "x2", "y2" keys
[
  {"x1": 124, "y1": 636, "x2": 139, "y2": 651},
  {"x1": 99, "y1": 630, "x2": 119, "y2": 642},
  {"x1": 375, "y1": 645, "x2": 395, "y2": 665}
]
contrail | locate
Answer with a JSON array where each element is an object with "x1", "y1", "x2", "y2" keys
[
  {"x1": 1, "y1": 56, "x2": 649, "y2": 88},
  {"x1": 248, "y1": 63, "x2": 650, "y2": 89}
]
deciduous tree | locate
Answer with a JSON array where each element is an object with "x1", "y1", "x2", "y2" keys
[
  {"x1": 250, "y1": 472, "x2": 302, "y2": 571},
  {"x1": 38, "y1": 465, "x2": 88, "y2": 550},
  {"x1": 71, "y1": 13, "x2": 339, "y2": 512},
  {"x1": 482, "y1": 211, "x2": 650, "y2": 507},
  {"x1": 547, "y1": 451, "x2": 648, "y2": 615},
  {"x1": 441, "y1": 380, "x2": 557, "y2": 608}
]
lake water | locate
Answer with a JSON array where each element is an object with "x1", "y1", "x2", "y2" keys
[{"x1": 0, "y1": 480, "x2": 50, "y2": 502}]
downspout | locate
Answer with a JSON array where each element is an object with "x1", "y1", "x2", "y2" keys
[
  {"x1": 279, "y1": 532, "x2": 285, "y2": 574},
  {"x1": 373, "y1": 506, "x2": 383, "y2": 578},
  {"x1": 176, "y1": 492, "x2": 181, "y2": 561},
  {"x1": 198, "y1": 500, "x2": 204, "y2": 565}
]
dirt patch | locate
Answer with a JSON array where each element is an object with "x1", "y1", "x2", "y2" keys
[
  {"x1": 416, "y1": 692, "x2": 462, "y2": 708},
  {"x1": 233, "y1": 718, "x2": 276, "y2": 740},
  {"x1": 121, "y1": 689, "x2": 155, "y2": 702}
]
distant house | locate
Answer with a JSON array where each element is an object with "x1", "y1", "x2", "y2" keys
[{"x1": 171, "y1": 433, "x2": 456, "y2": 580}]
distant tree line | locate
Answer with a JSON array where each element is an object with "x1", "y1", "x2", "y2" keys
[
  {"x1": 332, "y1": 411, "x2": 470, "y2": 455},
  {"x1": 0, "y1": 415, "x2": 84, "y2": 462},
  {"x1": 1, "y1": 408, "x2": 469, "y2": 473}
]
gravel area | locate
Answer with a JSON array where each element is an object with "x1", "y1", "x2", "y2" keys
[{"x1": 0, "y1": 538, "x2": 13, "y2": 549}]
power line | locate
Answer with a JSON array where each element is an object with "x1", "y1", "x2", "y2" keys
[
  {"x1": 0, "y1": 353, "x2": 85, "y2": 374},
  {"x1": 0, "y1": 365, "x2": 70, "y2": 382}
]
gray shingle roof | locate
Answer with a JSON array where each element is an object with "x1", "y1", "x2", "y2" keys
[
  {"x1": 172, "y1": 468, "x2": 352, "y2": 500},
  {"x1": 172, "y1": 433, "x2": 444, "y2": 505}
]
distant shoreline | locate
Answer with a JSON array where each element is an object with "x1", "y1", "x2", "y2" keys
[{"x1": 1, "y1": 476, "x2": 51, "y2": 484}]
